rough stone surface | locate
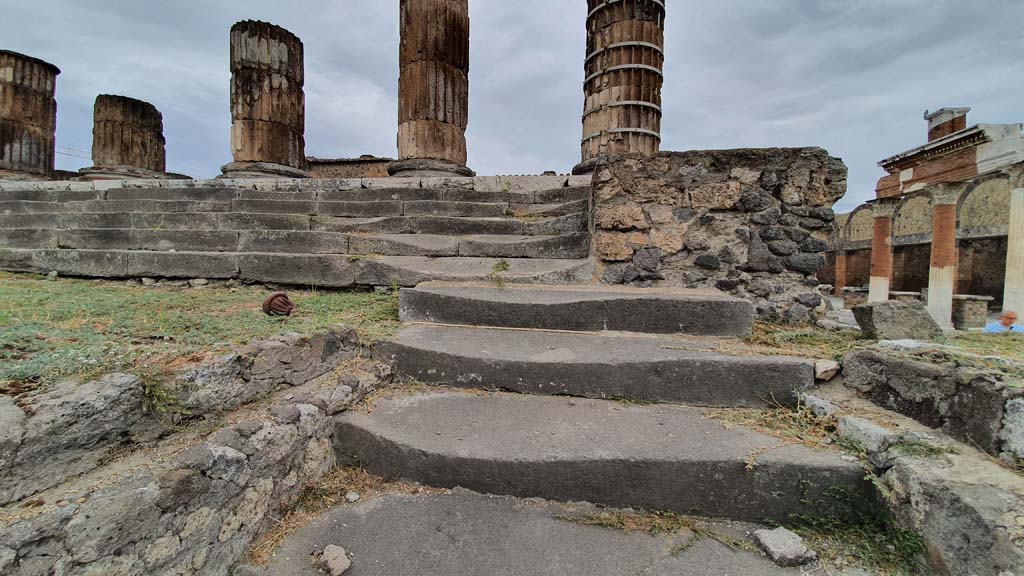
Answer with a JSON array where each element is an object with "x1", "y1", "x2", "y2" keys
[
  {"x1": 594, "y1": 150, "x2": 847, "y2": 322},
  {"x1": 0, "y1": 374, "x2": 157, "y2": 506},
  {"x1": 754, "y1": 527, "x2": 817, "y2": 567},
  {"x1": 852, "y1": 301, "x2": 943, "y2": 341},
  {"x1": 333, "y1": 390, "x2": 871, "y2": 523},
  {"x1": 808, "y1": 382, "x2": 1024, "y2": 576},
  {"x1": 264, "y1": 490, "x2": 816, "y2": 576},
  {"x1": 844, "y1": 346, "x2": 1024, "y2": 462},
  {"x1": 174, "y1": 327, "x2": 360, "y2": 413},
  {"x1": 0, "y1": 358, "x2": 387, "y2": 576},
  {"x1": 376, "y1": 325, "x2": 814, "y2": 407}
]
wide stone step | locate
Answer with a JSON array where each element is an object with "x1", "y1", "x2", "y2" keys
[
  {"x1": 0, "y1": 228, "x2": 588, "y2": 259},
  {"x1": 262, "y1": 489, "x2": 813, "y2": 575},
  {"x1": 332, "y1": 391, "x2": 871, "y2": 523},
  {"x1": 0, "y1": 197, "x2": 586, "y2": 220},
  {"x1": 375, "y1": 325, "x2": 812, "y2": 406},
  {"x1": 313, "y1": 213, "x2": 585, "y2": 236},
  {"x1": 0, "y1": 248, "x2": 593, "y2": 287},
  {"x1": 354, "y1": 256, "x2": 593, "y2": 287},
  {"x1": 350, "y1": 233, "x2": 589, "y2": 258},
  {"x1": 400, "y1": 282, "x2": 752, "y2": 335}
]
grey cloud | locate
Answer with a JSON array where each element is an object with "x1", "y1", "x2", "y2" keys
[{"x1": 2, "y1": 0, "x2": 1021, "y2": 211}]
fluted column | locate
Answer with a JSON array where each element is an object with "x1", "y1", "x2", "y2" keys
[
  {"x1": 80, "y1": 95, "x2": 168, "y2": 180},
  {"x1": 1004, "y1": 168, "x2": 1024, "y2": 315},
  {"x1": 868, "y1": 201, "x2": 896, "y2": 303},
  {"x1": 927, "y1": 186, "x2": 961, "y2": 329},
  {"x1": 573, "y1": 0, "x2": 665, "y2": 175},
  {"x1": 389, "y1": 0, "x2": 474, "y2": 177},
  {"x1": 0, "y1": 50, "x2": 60, "y2": 181},
  {"x1": 221, "y1": 20, "x2": 309, "y2": 179}
]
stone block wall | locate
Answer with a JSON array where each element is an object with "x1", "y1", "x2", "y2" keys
[
  {"x1": 593, "y1": 149, "x2": 847, "y2": 322},
  {"x1": 845, "y1": 346, "x2": 1024, "y2": 464}
]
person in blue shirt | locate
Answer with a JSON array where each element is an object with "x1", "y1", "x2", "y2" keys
[{"x1": 983, "y1": 311, "x2": 1024, "y2": 333}]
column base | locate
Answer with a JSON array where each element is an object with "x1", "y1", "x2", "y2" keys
[
  {"x1": 571, "y1": 157, "x2": 605, "y2": 176},
  {"x1": 0, "y1": 168, "x2": 49, "y2": 182},
  {"x1": 218, "y1": 161, "x2": 310, "y2": 180},
  {"x1": 388, "y1": 158, "x2": 475, "y2": 178},
  {"x1": 79, "y1": 165, "x2": 188, "y2": 181}
]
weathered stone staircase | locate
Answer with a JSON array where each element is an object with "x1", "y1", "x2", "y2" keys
[
  {"x1": 0, "y1": 175, "x2": 593, "y2": 286},
  {"x1": 336, "y1": 283, "x2": 873, "y2": 526}
]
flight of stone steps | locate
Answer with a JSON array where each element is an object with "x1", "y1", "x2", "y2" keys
[
  {"x1": 0, "y1": 175, "x2": 593, "y2": 286},
  {"x1": 340, "y1": 282, "x2": 874, "y2": 526}
]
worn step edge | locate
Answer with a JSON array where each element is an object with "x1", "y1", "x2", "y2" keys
[
  {"x1": 399, "y1": 282, "x2": 752, "y2": 336},
  {"x1": 374, "y1": 325, "x2": 812, "y2": 407},
  {"x1": 332, "y1": 393, "x2": 872, "y2": 524}
]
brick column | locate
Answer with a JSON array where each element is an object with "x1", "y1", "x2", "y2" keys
[
  {"x1": 868, "y1": 201, "x2": 895, "y2": 303},
  {"x1": 927, "y1": 186, "x2": 961, "y2": 329},
  {"x1": 834, "y1": 251, "x2": 848, "y2": 294},
  {"x1": 220, "y1": 20, "x2": 309, "y2": 179},
  {"x1": 1004, "y1": 169, "x2": 1024, "y2": 315},
  {"x1": 573, "y1": 0, "x2": 665, "y2": 175},
  {"x1": 0, "y1": 50, "x2": 60, "y2": 181},
  {"x1": 80, "y1": 95, "x2": 169, "y2": 180},
  {"x1": 389, "y1": 0, "x2": 474, "y2": 177}
]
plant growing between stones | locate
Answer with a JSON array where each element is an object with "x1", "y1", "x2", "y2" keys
[
  {"x1": 784, "y1": 486, "x2": 926, "y2": 575},
  {"x1": 557, "y1": 510, "x2": 752, "y2": 556},
  {"x1": 488, "y1": 259, "x2": 511, "y2": 289}
]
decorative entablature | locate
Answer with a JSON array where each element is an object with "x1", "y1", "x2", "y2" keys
[{"x1": 875, "y1": 123, "x2": 1024, "y2": 200}]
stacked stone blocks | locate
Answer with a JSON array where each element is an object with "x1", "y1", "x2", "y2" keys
[{"x1": 593, "y1": 149, "x2": 847, "y2": 321}]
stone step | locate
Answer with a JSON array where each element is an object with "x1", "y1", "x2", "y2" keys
[
  {"x1": 0, "y1": 248, "x2": 593, "y2": 287},
  {"x1": 399, "y1": 282, "x2": 752, "y2": 335},
  {"x1": 353, "y1": 256, "x2": 593, "y2": 287},
  {"x1": 1, "y1": 228, "x2": 588, "y2": 259},
  {"x1": 312, "y1": 213, "x2": 585, "y2": 236},
  {"x1": 332, "y1": 391, "x2": 872, "y2": 523},
  {"x1": 0, "y1": 197, "x2": 586, "y2": 220},
  {"x1": 375, "y1": 325, "x2": 812, "y2": 407},
  {"x1": 350, "y1": 233, "x2": 590, "y2": 259},
  {"x1": 262, "y1": 489, "x2": 814, "y2": 575}
]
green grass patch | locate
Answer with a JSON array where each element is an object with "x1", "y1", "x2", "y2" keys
[
  {"x1": 0, "y1": 272, "x2": 399, "y2": 394},
  {"x1": 787, "y1": 506, "x2": 926, "y2": 575},
  {"x1": 744, "y1": 322, "x2": 867, "y2": 361}
]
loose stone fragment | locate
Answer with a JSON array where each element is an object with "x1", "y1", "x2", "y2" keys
[
  {"x1": 317, "y1": 544, "x2": 352, "y2": 575},
  {"x1": 814, "y1": 359, "x2": 840, "y2": 381},
  {"x1": 754, "y1": 527, "x2": 817, "y2": 567},
  {"x1": 853, "y1": 300, "x2": 943, "y2": 341}
]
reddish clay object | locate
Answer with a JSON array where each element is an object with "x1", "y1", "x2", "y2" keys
[{"x1": 262, "y1": 292, "x2": 296, "y2": 316}]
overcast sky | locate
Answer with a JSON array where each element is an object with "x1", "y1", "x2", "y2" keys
[{"x1": 3, "y1": 0, "x2": 1022, "y2": 211}]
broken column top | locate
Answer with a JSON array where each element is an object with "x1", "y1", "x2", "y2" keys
[
  {"x1": 94, "y1": 94, "x2": 162, "y2": 128},
  {"x1": 229, "y1": 20, "x2": 304, "y2": 85},
  {"x1": 0, "y1": 49, "x2": 61, "y2": 77},
  {"x1": 85, "y1": 94, "x2": 167, "y2": 178}
]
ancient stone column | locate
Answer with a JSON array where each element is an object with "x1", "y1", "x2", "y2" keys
[
  {"x1": 573, "y1": 0, "x2": 665, "y2": 175},
  {"x1": 0, "y1": 50, "x2": 60, "y2": 181},
  {"x1": 1004, "y1": 169, "x2": 1024, "y2": 315},
  {"x1": 79, "y1": 95, "x2": 168, "y2": 180},
  {"x1": 927, "y1": 186, "x2": 961, "y2": 329},
  {"x1": 221, "y1": 20, "x2": 309, "y2": 179},
  {"x1": 390, "y1": 0, "x2": 474, "y2": 177},
  {"x1": 868, "y1": 201, "x2": 896, "y2": 303},
  {"x1": 834, "y1": 251, "x2": 848, "y2": 294}
]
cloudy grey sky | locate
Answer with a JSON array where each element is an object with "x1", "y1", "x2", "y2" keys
[{"x1": 2, "y1": 0, "x2": 1022, "y2": 211}]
